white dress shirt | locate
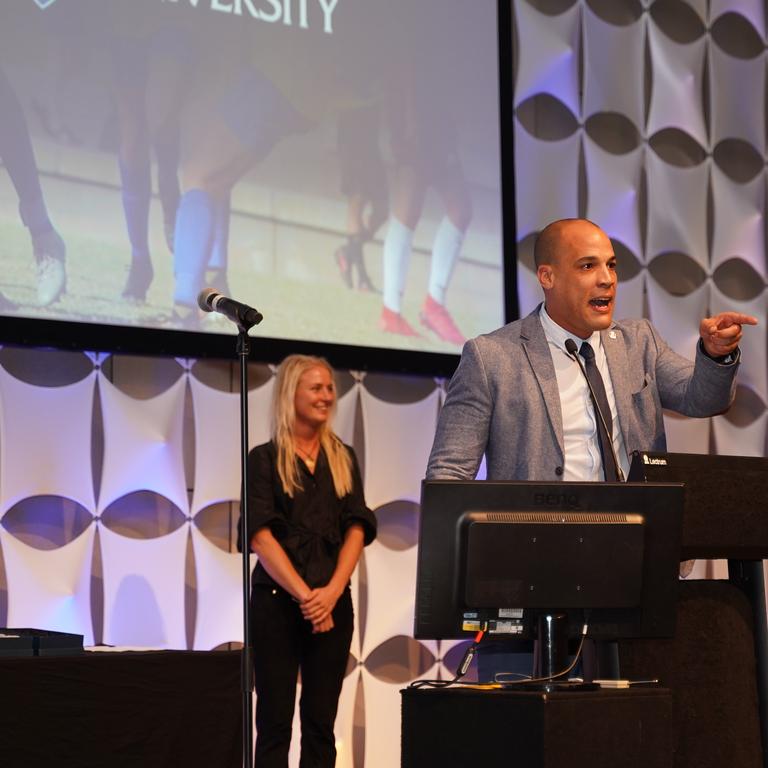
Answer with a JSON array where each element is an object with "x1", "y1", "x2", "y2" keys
[{"x1": 539, "y1": 306, "x2": 630, "y2": 481}]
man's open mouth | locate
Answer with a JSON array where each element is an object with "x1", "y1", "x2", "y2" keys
[{"x1": 589, "y1": 297, "x2": 612, "y2": 307}]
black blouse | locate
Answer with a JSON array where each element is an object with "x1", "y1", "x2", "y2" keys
[{"x1": 241, "y1": 440, "x2": 377, "y2": 589}]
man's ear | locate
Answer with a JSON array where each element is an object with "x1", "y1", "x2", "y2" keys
[{"x1": 537, "y1": 264, "x2": 554, "y2": 290}]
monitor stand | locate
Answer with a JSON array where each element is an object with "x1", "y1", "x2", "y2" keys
[{"x1": 523, "y1": 612, "x2": 599, "y2": 691}]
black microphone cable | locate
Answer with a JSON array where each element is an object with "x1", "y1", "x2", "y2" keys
[{"x1": 564, "y1": 338, "x2": 625, "y2": 482}]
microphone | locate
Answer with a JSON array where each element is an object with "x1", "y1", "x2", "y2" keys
[
  {"x1": 564, "y1": 338, "x2": 625, "y2": 482},
  {"x1": 197, "y1": 288, "x2": 264, "y2": 330}
]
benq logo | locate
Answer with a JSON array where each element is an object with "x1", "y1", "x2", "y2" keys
[
  {"x1": 534, "y1": 493, "x2": 579, "y2": 507},
  {"x1": 34, "y1": 0, "x2": 58, "y2": 9}
]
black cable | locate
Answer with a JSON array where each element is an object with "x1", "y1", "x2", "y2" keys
[
  {"x1": 408, "y1": 626, "x2": 488, "y2": 689},
  {"x1": 564, "y1": 338, "x2": 625, "y2": 482},
  {"x1": 494, "y1": 618, "x2": 590, "y2": 687}
]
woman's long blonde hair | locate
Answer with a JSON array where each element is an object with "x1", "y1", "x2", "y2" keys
[{"x1": 272, "y1": 354, "x2": 353, "y2": 498}]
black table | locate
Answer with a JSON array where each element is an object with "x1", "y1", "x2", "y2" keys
[
  {"x1": 0, "y1": 650, "x2": 242, "y2": 768},
  {"x1": 401, "y1": 685, "x2": 673, "y2": 768}
]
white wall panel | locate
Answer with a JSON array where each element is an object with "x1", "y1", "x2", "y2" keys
[
  {"x1": 709, "y1": 45, "x2": 765, "y2": 151},
  {"x1": 583, "y1": 9, "x2": 644, "y2": 126},
  {"x1": 98, "y1": 374, "x2": 187, "y2": 514},
  {"x1": 645, "y1": 153, "x2": 709, "y2": 269},
  {"x1": 101, "y1": 524, "x2": 187, "y2": 648},
  {"x1": 0, "y1": 525, "x2": 95, "y2": 645},
  {"x1": 348, "y1": 566, "x2": 363, "y2": 672},
  {"x1": 710, "y1": 286, "x2": 767, "y2": 404},
  {"x1": 710, "y1": 167, "x2": 765, "y2": 276},
  {"x1": 662, "y1": 411, "x2": 711, "y2": 454},
  {"x1": 360, "y1": 388, "x2": 439, "y2": 510},
  {"x1": 646, "y1": 277, "x2": 709, "y2": 358},
  {"x1": 646, "y1": 25, "x2": 708, "y2": 148},
  {"x1": 360, "y1": 671, "x2": 404, "y2": 768},
  {"x1": 517, "y1": 262, "x2": 544, "y2": 318},
  {"x1": 514, "y1": 0, "x2": 581, "y2": 115},
  {"x1": 333, "y1": 383, "x2": 359, "y2": 448},
  {"x1": 331, "y1": 670, "x2": 359, "y2": 768},
  {"x1": 615, "y1": 273, "x2": 645, "y2": 325},
  {"x1": 359, "y1": 542, "x2": 417, "y2": 660},
  {"x1": 191, "y1": 526, "x2": 254, "y2": 650},
  {"x1": 584, "y1": 139, "x2": 643, "y2": 259},
  {"x1": 0, "y1": 368, "x2": 96, "y2": 514},
  {"x1": 713, "y1": 411, "x2": 768, "y2": 457},
  {"x1": 513, "y1": 127, "x2": 580, "y2": 241},
  {"x1": 190, "y1": 377, "x2": 274, "y2": 514}
]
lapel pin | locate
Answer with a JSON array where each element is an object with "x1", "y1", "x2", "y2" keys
[{"x1": 609, "y1": 331, "x2": 617, "y2": 339}]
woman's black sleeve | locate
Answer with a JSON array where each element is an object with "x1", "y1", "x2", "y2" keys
[{"x1": 237, "y1": 444, "x2": 287, "y2": 552}]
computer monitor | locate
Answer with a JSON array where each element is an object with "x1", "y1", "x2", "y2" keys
[{"x1": 414, "y1": 480, "x2": 684, "y2": 642}]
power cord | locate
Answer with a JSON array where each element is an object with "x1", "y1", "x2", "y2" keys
[
  {"x1": 495, "y1": 618, "x2": 590, "y2": 687},
  {"x1": 408, "y1": 625, "x2": 488, "y2": 689}
]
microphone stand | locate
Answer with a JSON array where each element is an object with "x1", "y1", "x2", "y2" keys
[
  {"x1": 197, "y1": 287, "x2": 263, "y2": 766},
  {"x1": 233, "y1": 314, "x2": 262, "y2": 768}
]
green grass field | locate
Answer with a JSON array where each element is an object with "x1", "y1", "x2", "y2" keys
[{"x1": 0, "y1": 175, "x2": 503, "y2": 354}]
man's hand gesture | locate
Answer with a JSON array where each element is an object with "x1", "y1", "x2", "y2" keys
[{"x1": 699, "y1": 312, "x2": 758, "y2": 358}]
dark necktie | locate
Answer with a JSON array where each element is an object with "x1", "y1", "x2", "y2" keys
[{"x1": 579, "y1": 341, "x2": 619, "y2": 482}]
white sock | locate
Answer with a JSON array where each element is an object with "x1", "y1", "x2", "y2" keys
[
  {"x1": 428, "y1": 216, "x2": 464, "y2": 305},
  {"x1": 382, "y1": 217, "x2": 413, "y2": 312}
]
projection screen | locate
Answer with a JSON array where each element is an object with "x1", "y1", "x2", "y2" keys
[{"x1": 0, "y1": 0, "x2": 504, "y2": 365}]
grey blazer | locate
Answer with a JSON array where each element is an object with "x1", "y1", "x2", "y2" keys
[{"x1": 426, "y1": 306, "x2": 739, "y2": 481}]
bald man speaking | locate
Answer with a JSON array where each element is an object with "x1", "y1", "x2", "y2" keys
[{"x1": 427, "y1": 218, "x2": 757, "y2": 484}]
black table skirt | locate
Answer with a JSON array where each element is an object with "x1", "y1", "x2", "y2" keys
[{"x1": 0, "y1": 650, "x2": 242, "y2": 768}]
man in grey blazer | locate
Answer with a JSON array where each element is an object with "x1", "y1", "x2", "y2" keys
[{"x1": 427, "y1": 218, "x2": 757, "y2": 483}]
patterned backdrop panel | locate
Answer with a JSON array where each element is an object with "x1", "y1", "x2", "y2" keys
[
  {"x1": 0, "y1": 366, "x2": 96, "y2": 513},
  {"x1": 98, "y1": 373, "x2": 187, "y2": 514},
  {"x1": 515, "y1": 0, "x2": 767, "y2": 462},
  {"x1": 100, "y1": 524, "x2": 187, "y2": 649},
  {"x1": 0, "y1": 524, "x2": 94, "y2": 645},
  {"x1": 189, "y1": 375, "x2": 274, "y2": 515}
]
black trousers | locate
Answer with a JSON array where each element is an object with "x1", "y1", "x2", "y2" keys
[{"x1": 251, "y1": 585, "x2": 354, "y2": 768}]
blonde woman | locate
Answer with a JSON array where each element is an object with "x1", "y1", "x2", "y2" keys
[{"x1": 241, "y1": 354, "x2": 376, "y2": 767}]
